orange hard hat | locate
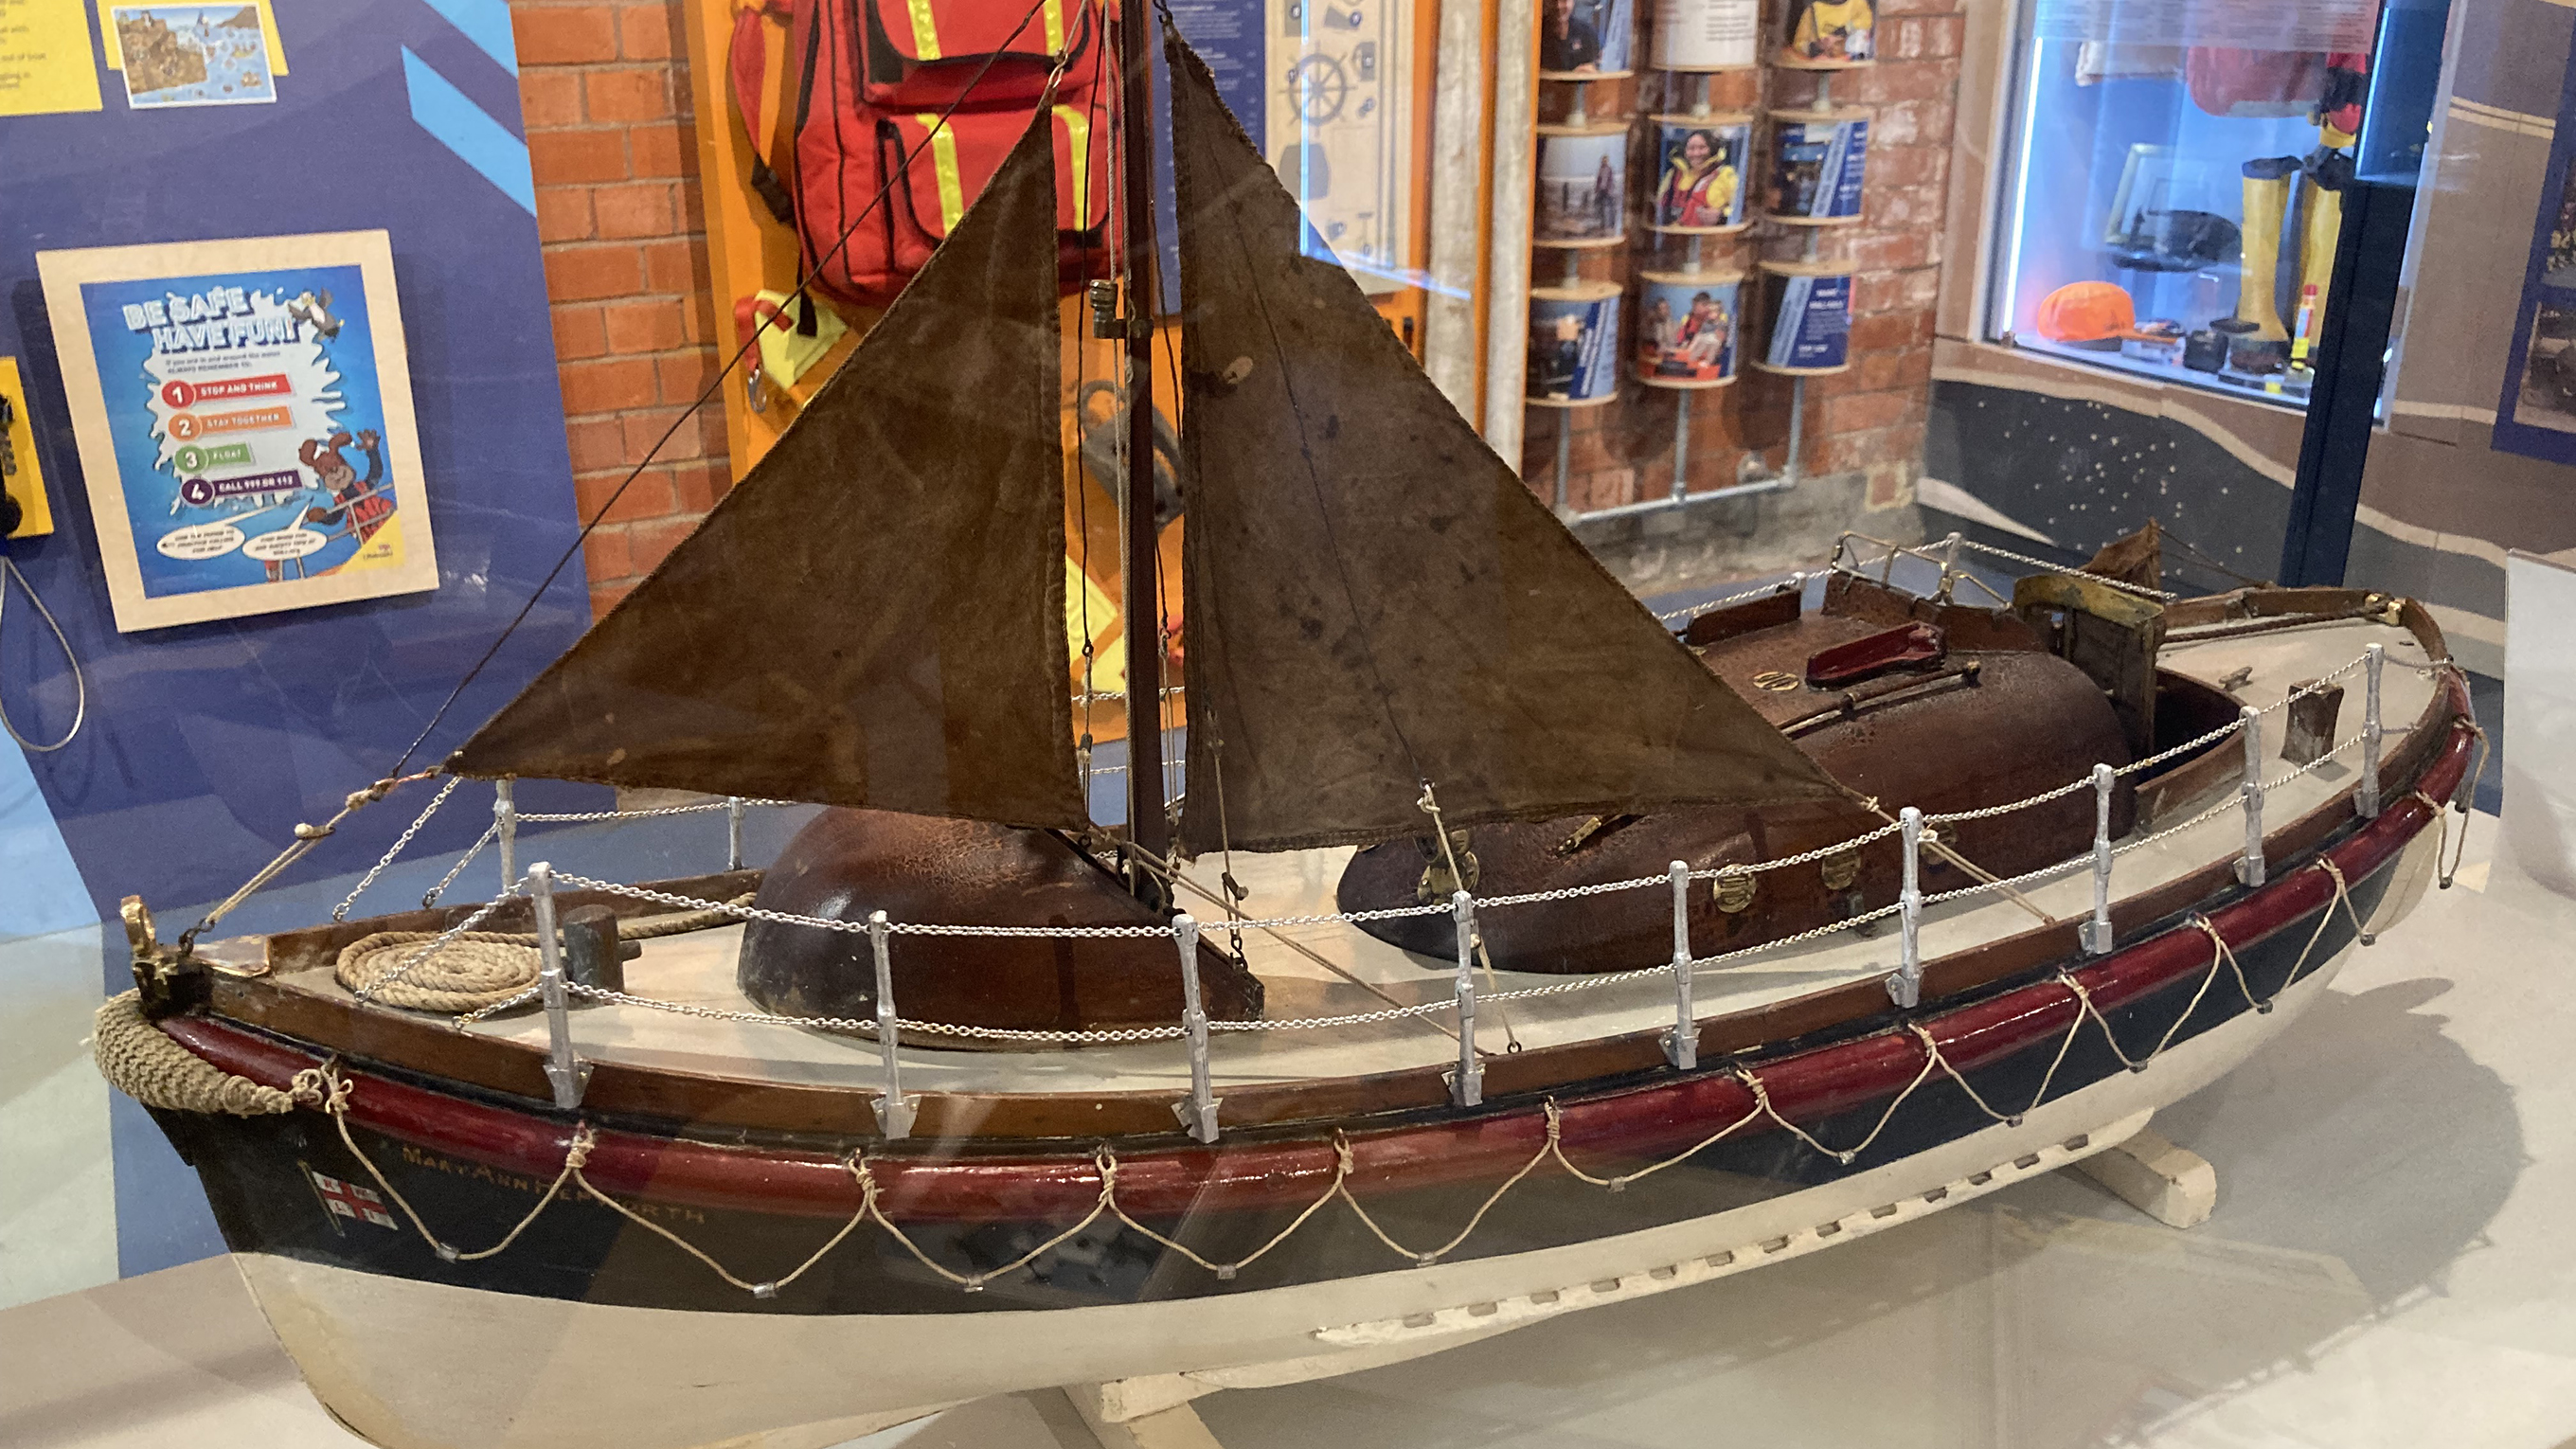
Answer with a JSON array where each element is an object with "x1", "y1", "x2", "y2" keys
[{"x1": 2035, "y1": 281, "x2": 2150, "y2": 343}]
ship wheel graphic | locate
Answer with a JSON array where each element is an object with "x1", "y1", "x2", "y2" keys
[{"x1": 1288, "y1": 54, "x2": 1349, "y2": 125}]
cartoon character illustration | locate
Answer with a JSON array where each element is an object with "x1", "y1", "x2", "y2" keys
[
  {"x1": 287, "y1": 290, "x2": 344, "y2": 340},
  {"x1": 259, "y1": 428, "x2": 385, "y2": 581},
  {"x1": 1656, "y1": 129, "x2": 1740, "y2": 229}
]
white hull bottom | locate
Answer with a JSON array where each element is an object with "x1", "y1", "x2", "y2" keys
[{"x1": 234, "y1": 946, "x2": 2361, "y2": 1449}]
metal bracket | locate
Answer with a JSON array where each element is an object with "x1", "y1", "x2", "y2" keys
[
  {"x1": 872, "y1": 1092, "x2": 920, "y2": 1139},
  {"x1": 1171, "y1": 1095, "x2": 1224, "y2": 1139},
  {"x1": 543, "y1": 1058, "x2": 593, "y2": 1105},
  {"x1": 1660, "y1": 1028, "x2": 1696, "y2": 1069}
]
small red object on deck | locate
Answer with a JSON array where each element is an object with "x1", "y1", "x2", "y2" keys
[{"x1": 1805, "y1": 622, "x2": 1947, "y2": 689}]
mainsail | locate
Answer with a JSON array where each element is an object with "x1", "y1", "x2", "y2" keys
[
  {"x1": 450, "y1": 111, "x2": 1085, "y2": 829},
  {"x1": 1164, "y1": 34, "x2": 1845, "y2": 855}
]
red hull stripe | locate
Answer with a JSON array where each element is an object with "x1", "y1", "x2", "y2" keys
[{"x1": 163, "y1": 719, "x2": 2475, "y2": 1225}]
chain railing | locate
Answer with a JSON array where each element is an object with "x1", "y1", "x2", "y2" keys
[
  {"x1": 317, "y1": 560, "x2": 2437, "y2": 1141},
  {"x1": 478, "y1": 653, "x2": 2418, "y2": 1136}
]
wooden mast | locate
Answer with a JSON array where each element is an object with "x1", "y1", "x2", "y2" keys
[{"x1": 1117, "y1": 5, "x2": 1170, "y2": 890}]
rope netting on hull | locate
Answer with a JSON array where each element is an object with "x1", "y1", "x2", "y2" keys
[{"x1": 112, "y1": 855, "x2": 2387, "y2": 1300}]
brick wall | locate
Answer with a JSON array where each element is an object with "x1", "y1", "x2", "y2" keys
[
  {"x1": 513, "y1": 0, "x2": 724, "y2": 617},
  {"x1": 1522, "y1": 0, "x2": 1962, "y2": 516},
  {"x1": 506, "y1": 0, "x2": 1956, "y2": 616}
]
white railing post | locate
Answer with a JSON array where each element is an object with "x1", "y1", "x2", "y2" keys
[
  {"x1": 868, "y1": 911, "x2": 916, "y2": 1138},
  {"x1": 2081, "y1": 764, "x2": 2116, "y2": 955},
  {"x1": 1888, "y1": 808, "x2": 1923, "y2": 1008},
  {"x1": 1451, "y1": 890, "x2": 1483, "y2": 1107},
  {"x1": 494, "y1": 778, "x2": 518, "y2": 891},
  {"x1": 2236, "y1": 706, "x2": 2266, "y2": 887},
  {"x1": 726, "y1": 796, "x2": 747, "y2": 870},
  {"x1": 1937, "y1": 530, "x2": 1964, "y2": 600},
  {"x1": 528, "y1": 862, "x2": 588, "y2": 1109},
  {"x1": 1172, "y1": 914, "x2": 1220, "y2": 1142},
  {"x1": 2358, "y1": 644, "x2": 2385, "y2": 819},
  {"x1": 1664, "y1": 860, "x2": 1696, "y2": 1069}
]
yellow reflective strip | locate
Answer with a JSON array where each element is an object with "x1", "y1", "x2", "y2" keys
[
  {"x1": 1042, "y1": 0, "x2": 1065, "y2": 53},
  {"x1": 903, "y1": 0, "x2": 942, "y2": 60},
  {"x1": 1055, "y1": 105, "x2": 1090, "y2": 223},
  {"x1": 914, "y1": 115, "x2": 966, "y2": 231}
]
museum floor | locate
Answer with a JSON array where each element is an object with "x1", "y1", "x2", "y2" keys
[{"x1": 3, "y1": 809, "x2": 2571, "y2": 1449}]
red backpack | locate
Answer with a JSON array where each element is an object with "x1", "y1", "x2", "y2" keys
[{"x1": 730, "y1": 0, "x2": 1118, "y2": 309}]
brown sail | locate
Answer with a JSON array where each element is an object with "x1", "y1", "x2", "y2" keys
[
  {"x1": 450, "y1": 111, "x2": 1084, "y2": 829},
  {"x1": 1164, "y1": 34, "x2": 1844, "y2": 855}
]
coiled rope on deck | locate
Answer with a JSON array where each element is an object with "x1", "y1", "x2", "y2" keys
[{"x1": 333, "y1": 894, "x2": 758, "y2": 1013}]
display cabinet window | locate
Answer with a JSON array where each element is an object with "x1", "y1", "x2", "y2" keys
[{"x1": 1986, "y1": 3, "x2": 2382, "y2": 406}]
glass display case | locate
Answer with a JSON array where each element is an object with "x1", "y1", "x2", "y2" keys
[{"x1": 1985, "y1": 4, "x2": 2388, "y2": 408}]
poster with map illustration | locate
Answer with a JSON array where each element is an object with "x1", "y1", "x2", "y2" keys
[
  {"x1": 110, "y1": 5, "x2": 277, "y2": 108},
  {"x1": 37, "y1": 231, "x2": 436, "y2": 631}
]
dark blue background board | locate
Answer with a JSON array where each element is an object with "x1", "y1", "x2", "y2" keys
[
  {"x1": 0, "y1": 0, "x2": 610, "y2": 937},
  {"x1": 0, "y1": 2, "x2": 613, "y2": 1279}
]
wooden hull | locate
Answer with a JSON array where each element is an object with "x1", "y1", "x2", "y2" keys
[{"x1": 138, "y1": 721, "x2": 2466, "y2": 1448}]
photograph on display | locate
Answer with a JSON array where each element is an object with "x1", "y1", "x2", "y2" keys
[
  {"x1": 1780, "y1": 0, "x2": 1872, "y2": 64},
  {"x1": 1651, "y1": 121, "x2": 1747, "y2": 230},
  {"x1": 1536, "y1": 131, "x2": 1627, "y2": 242},
  {"x1": 37, "y1": 231, "x2": 437, "y2": 631},
  {"x1": 1540, "y1": 0, "x2": 1633, "y2": 75},
  {"x1": 1528, "y1": 293, "x2": 1620, "y2": 402},
  {"x1": 1637, "y1": 277, "x2": 1738, "y2": 383},
  {"x1": 110, "y1": 5, "x2": 276, "y2": 108}
]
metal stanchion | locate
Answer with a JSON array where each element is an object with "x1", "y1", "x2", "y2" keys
[
  {"x1": 494, "y1": 778, "x2": 518, "y2": 892},
  {"x1": 2080, "y1": 764, "x2": 2116, "y2": 955},
  {"x1": 868, "y1": 911, "x2": 917, "y2": 1138},
  {"x1": 2358, "y1": 644, "x2": 2385, "y2": 819},
  {"x1": 1451, "y1": 891, "x2": 1483, "y2": 1107},
  {"x1": 726, "y1": 796, "x2": 747, "y2": 870},
  {"x1": 2236, "y1": 707, "x2": 2266, "y2": 887},
  {"x1": 1173, "y1": 914, "x2": 1220, "y2": 1142},
  {"x1": 1664, "y1": 860, "x2": 1696, "y2": 1069},
  {"x1": 1888, "y1": 808, "x2": 1923, "y2": 1008},
  {"x1": 528, "y1": 862, "x2": 588, "y2": 1109}
]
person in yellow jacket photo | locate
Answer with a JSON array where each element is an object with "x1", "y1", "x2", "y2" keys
[
  {"x1": 1655, "y1": 127, "x2": 1742, "y2": 229},
  {"x1": 1782, "y1": 0, "x2": 1873, "y2": 63}
]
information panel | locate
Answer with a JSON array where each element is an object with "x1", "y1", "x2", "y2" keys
[{"x1": 38, "y1": 230, "x2": 435, "y2": 631}]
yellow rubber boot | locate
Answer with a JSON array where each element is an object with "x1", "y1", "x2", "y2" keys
[
  {"x1": 2238, "y1": 158, "x2": 2299, "y2": 342},
  {"x1": 2291, "y1": 181, "x2": 2343, "y2": 367}
]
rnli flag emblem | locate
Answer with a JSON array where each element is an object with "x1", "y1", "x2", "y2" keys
[{"x1": 306, "y1": 1166, "x2": 399, "y2": 1230}]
